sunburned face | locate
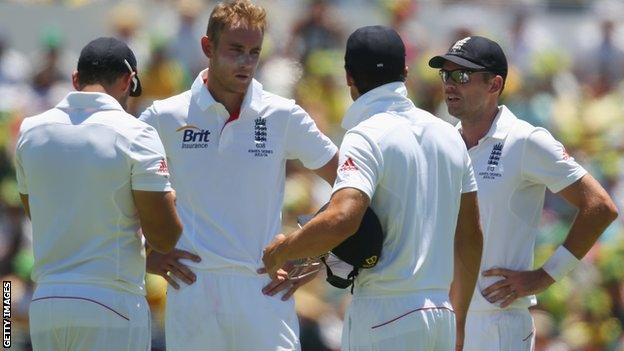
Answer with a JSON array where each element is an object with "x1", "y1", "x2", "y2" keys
[{"x1": 206, "y1": 25, "x2": 263, "y2": 96}]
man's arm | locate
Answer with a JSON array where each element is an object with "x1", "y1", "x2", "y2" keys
[
  {"x1": 313, "y1": 152, "x2": 339, "y2": 185},
  {"x1": 552, "y1": 174, "x2": 618, "y2": 258},
  {"x1": 19, "y1": 193, "x2": 30, "y2": 219},
  {"x1": 262, "y1": 187, "x2": 369, "y2": 278},
  {"x1": 482, "y1": 174, "x2": 618, "y2": 307},
  {"x1": 450, "y1": 191, "x2": 483, "y2": 351},
  {"x1": 132, "y1": 190, "x2": 183, "y2": 253}
]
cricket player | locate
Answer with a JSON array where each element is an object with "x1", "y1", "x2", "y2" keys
[
  {"x1": 139, "y1": 1, "x2": 338, "y2": 350},
  {"x1": 263, "y1": 26, "x2": 483, "y2": 351},
  {"x1": 15, "y1": 37, "x2": 183, "y2": 351},
  {"x1": 428, "y1": 36, "x2": 618, "y2": 351}
]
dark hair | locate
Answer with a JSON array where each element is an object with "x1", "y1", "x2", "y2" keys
[
  {"x1": 347, "y1": 66, "x2": 405, "y2": 95},
  {"x1": 76, "y1": 66, "x2": 127, "y2": 89}
]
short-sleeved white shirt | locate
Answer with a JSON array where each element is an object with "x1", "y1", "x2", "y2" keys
[
  {"x1": 139, "y1": 69, "x2": 337, "y2": 272},
  {"x1": 15, "y1": 92, "x2": 172, "y2": 295},
  {"x1": 462, "y1": 105, "x2": 587, "y2": 311},
  {"x1": 333, "y1": 82, "x2": 477, "y2": 304}
]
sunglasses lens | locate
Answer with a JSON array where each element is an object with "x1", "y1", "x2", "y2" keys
[
  {"x1": 451, "y1": 70, "x2": 469, "y2": 84},
  {"x1": 439, "y1": 70, "x2": 448, "y2": 83},
  {"x1": 440, "y1": 69, "x2": 473, "y2": 84}
]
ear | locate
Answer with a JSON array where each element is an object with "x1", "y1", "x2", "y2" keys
[
  {"x1": 490, "y1": 75, "x2": 504, "y2": 95},
  {"x1": 71, "y1": 71, "x2": 81, "y2": 90},
  {"x1": 345, "y1": 70, "x2": 354, "y2": 87},
  {"x1": 403, "y1": 66, "x2": 409, "y2": 79},
  {"x1": 118, "y1": 72, "x2": 134, "y2": 95},
  {"x1": 201, "y1": 36, "x2": 213, "y2": 59}
]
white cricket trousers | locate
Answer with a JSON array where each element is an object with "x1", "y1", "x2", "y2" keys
[
  {"x1": 341, "y1": 293, "x2": 456, "y2": 351},
  {"x1": 463, "y1": 308, "x2": 535, "y2": 351},
  {"x1": 165, "y1": 269, "x2": 300, "y2": 351},
  {"x1": 29, "y1": 283, "x2": 151, "y2": 351}
]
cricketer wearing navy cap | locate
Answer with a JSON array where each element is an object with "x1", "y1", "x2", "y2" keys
[
  {"x1": 17, "y1": 35, "x2": 182, "y2": 351},
  {"x1": 429, "y1": 35, "x2": 617, "y2": 351},
  {"x1": 263, "y1": 25, "x2": 483, "y2": 351}
]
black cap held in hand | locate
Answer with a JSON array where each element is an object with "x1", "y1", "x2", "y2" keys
[
  {"x1": 297, "y1": 204, "x2": 383, "y2": 270},
  {"x1": 345, "y1": 25, "x2": 406, "y2": 78},
  {"x1": 77, "y1": 37, "x2": 142, "y2": 96},
  {"x1": 428, "y1": 36, "x2": 508, "y2": 79}
]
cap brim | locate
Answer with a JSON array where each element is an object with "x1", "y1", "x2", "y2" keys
[
  {"x1": 130, "y1": 75, "x2": 142, "y2": 97},
  {"x1": 428, "y1": 54, "x2": 485, "y2": 70}
]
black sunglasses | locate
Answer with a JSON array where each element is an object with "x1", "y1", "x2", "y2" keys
[
  {"x1": 439, "y1": 69, "x2": 489, "y2": 84},
  {"x1": 321, "y1": 257, "x2": 358, "y2": 292}
]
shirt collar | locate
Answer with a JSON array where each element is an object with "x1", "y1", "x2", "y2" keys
[
  {"x1": 191, "y1": 68, "x2": 263, "y2": 116},
  {"x1": 457, "y1": 105, "x2": 516, "y2": 141},
  {"x1": 341, "y1": 82, "x2": 414, "y2": 130},
  {"x1": 55, "y1": 92, "x2": 124, "y2": 111}
]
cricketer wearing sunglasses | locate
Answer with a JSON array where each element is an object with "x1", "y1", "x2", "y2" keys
[{"x1": 429, "y1": 36, "x2": 618, "y2": 351}]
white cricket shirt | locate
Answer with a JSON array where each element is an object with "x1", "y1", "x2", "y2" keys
[
  {"x1": 463, "y1": 105, "x2": 587, "y2": 311},
  {"x1": 139, "y1": 69, "x2": 337, "y2": 273},
  {"x1": 15, "y1": 92, "x2": 172, "y2": 295},
  {"x1": 333, "y1": 82, "x2": 477, "y2": 303}
]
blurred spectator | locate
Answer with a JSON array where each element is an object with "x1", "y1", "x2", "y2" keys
[
  {"x1": 575, "y1": 19, "x2": 624, "y2": 94},
  {"x1": 0, "y1": 29, "x2": 30, "y2": 87},
  {"x1": 27, "y1": 28, "x2": 73, "y2": 115},
  {"x1": 109, "y1": 2, "x2": 150, "y2": 66},
  {"x1": 131, "y1": 34, "x2": 186, "y2": 114},
  {"x1": 167, "y1": 0, "x2": 207, "y2": 82},
  {"x1": 286, "y1": 0, "x2": 344, "y2": 63}
]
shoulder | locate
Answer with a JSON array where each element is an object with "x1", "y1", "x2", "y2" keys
[
  {"x1": 141, "y1": 90, "x2": 193, "y2": 121},
  {"x1": 258, "y1": 90, "x2": 298, "y2": 116}
]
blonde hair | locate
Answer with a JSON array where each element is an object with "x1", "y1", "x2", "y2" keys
[{"x1": 206, "y1": 0, "x2": 267, "y2": 44}]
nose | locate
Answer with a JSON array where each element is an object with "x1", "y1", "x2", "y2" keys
[
  {"x1": 444, "y1": 82, "x2": 457, "y2": 94},
  {"x1": 238, "y1": 53, "x2": 257, "y2": 68}
]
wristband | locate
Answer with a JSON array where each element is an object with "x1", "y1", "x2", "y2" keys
[{"x1": 542, "y1": 246, "x2": 580, "y2": 281}]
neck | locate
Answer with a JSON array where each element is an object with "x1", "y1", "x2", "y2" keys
[
  {"x1": 80, "y1": 84, "x2": 109, "y2": 95},
  {"x1": 207, "y1": 79, "x2": 245, "y2": 116},
  {"x1": 460, "y1": 104, "x2": 500, "y2": 149}
]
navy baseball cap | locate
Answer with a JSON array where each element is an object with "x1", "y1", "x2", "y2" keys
[
  {"x1": 344, "y1": 25, "x2": 405, "y2": 78},
  {"x1": 77, "y1": 37, "x2": 142, "y2": 97},
  {"x1": 297, "y1": 203, "x2": 383, "y2": 291},
  {"x1": 428, "y1": 36, "x2": 508, "y2": 79}
]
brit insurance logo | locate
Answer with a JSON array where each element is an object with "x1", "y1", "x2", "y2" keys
[
  {"x1": 177, "y1": 125, "x2": 211, "y2": 149},
  {"x1": 248, "y1": 117, "x2": 274, "y2": 157},
  {"x1": 478, "y1": 142, "x2": 503, "y2": 180}
]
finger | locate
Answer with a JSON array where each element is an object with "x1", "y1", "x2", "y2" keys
[
  {"x1": 162, "y1": 272, "x2": 180, "y2": 289},
  {"x1": 484, "y1": 288, "x2": 512, "y2": 303},
  {"x1": 481, "y1": 279, "x2": 510, "y2": 296},
  {"x1": 482, "y1": 268, "x2": 511, "y2": 277},
  {"x1": 262, "y1": 272, "x2": 289, "y2": 296},
  {"x1": 167, "y1": 263, "x2": 196, "y2": 285},
  {"x1": 499, "y1": 292, "x2": 518, "y2": 308},
  {"x1": 173, "y1": 249, "x2": 202, "y2": 263}
]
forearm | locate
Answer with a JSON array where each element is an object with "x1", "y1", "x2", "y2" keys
[
  {"x1": 451, "y1": 232, "x2": 482, "y2": 322},
  {"x1": 556, "y1": 175, "x2": 618, "y2": 259},
  {"x1": 280, "y1": 209, "x2": 359, "y2": 261},
  {"x1": 561, "y1": 202, "x2": 617, "y2": 259}
]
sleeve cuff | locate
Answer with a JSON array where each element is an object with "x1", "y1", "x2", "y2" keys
[
  {"x1": 549, "y1": 168, "x2": 587, "y2": 193},
  {"x1": 303, "y1": 145, "x2": 338, "y2": 170}
]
